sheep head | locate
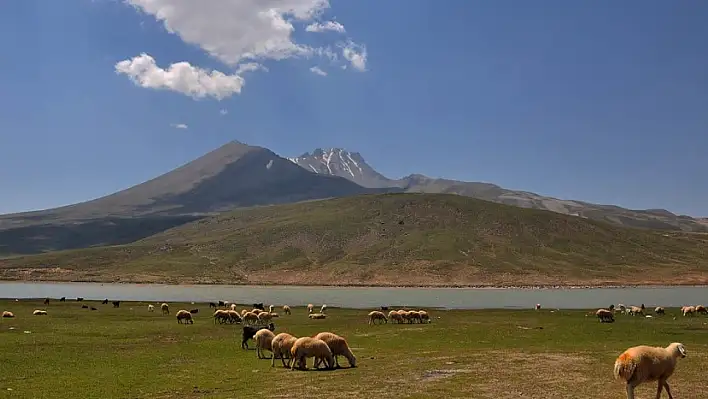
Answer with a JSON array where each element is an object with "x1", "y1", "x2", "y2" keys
[{"x1": 668, "y1": 342, "x2": 687, "y2": 358}]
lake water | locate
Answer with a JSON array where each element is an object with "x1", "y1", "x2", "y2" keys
[{"x1": 1, "y1": 282, "x2": 706, "y2": 309}]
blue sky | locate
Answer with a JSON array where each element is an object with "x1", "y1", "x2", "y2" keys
[{"x1": 1, "y1": 0, "x2": 707, "y2": 216}]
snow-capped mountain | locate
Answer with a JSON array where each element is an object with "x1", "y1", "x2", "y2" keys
[{"x1": 287, "y1": 148, "x2": 393, "y2": 188}]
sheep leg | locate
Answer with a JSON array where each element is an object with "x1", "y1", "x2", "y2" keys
[
  {"x1": 625, "y1": 383, "x2": 635, "y2": 399},
  {"x1": 662, "y1": 381, "x2": 673, "y2": 399},
  {"x1": 655, "y1": 380, "x2": 664, "y2": 399}
]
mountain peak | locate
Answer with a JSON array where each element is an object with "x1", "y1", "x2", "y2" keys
[{"x1": 287, "y1": 147, "x2": 391, "y2": 188}]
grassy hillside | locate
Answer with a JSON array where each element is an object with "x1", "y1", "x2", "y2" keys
[{"x1": 1, "y1": 193, "x2": 707, "y2": 286}]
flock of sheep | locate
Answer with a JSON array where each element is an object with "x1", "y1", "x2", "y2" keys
[{"x1": 591, "y1": 303, "x2": 708, "y2": 323}]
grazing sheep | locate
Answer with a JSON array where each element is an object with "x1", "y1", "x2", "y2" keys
[
  {"x1": 176, "y1": 310, "x2": 193, "y2": 324},
  {"x1": 388, "y1": 310, "x2": 404, "y2": 324},
  {"x1": 368, "y1": 311, "x2": 387, "y2": 325},
  {"x1": 308, "y1": 313, "x2": 327, "y2": 319},
  {"x1": 290, "y1": 337, "x2": 334, "y2": 371},
  {"x1": 407, "y1": 310, "x2": 423, "y2": 324},
  {"x1": 655, "y1": 307, "x2": 665, "y2": 315},
  {"x1": 419, "y1": 310, "x2": 431, "y2": 323},
  {"x1": 213, "y1": 309, "x2": 229, "y2": 324},
  {"x1": 271, "y1": 332, "x2": 298, "y2": 368},
  {"x1": 43, "y1": 298, "x2": 50, "y2": 305},
  {"x1": 230, "y1": 303, "x2": 237, "y2": 311},
  {"x1": 696, "y1": 305, "x2": 707, "y2": 315},
  {"x1": 254, "y1": 329, "x2": 276, "y2": 359},
  {"x1": 243, "y1": 311, "x2": 259, "y2": 325},
  {"x1": 320, "y1": 304, "x2": 327, "y2": 313},
  {"x1": 148, "y1": 304, "x2": 155, "y2": 312},
  {"x1": 2, "y1": 311, "x2": 14, "y2": 318},
  {"x1": 307, "y1": 304, "x2": 314, "y2": 314},
  {"x1": 258, "y1": 312, "x2": 274, "y2": 323},
  {"x1": 251, "y1": 308, "x2": 263, "y2": 315},
  {"x1": 283, "y1": 305, "x2": 291, "y2": 315},
  {"x1": 59, "y1": 297, "x2": 66, "y2": 302},
  {"x1": 614, "y1": 342, "x2": 686, "y2": 399},
  {"x1": 313, "y1": 332, "x2": 357, "y2": 368},
  {"x1": 596, "y1": 308, "x2": 615, "y2": 323},
  {"x1": 682, "y1": 306, "x2": 695, "y2": 317},
  {"x1": 161, "y1": 303, "x2": 169, "y2": 315},
  {"x1": 241, "y1": 323, "x2": 276, "y2": 349},
  {"x1": 628, "y1": 306, "x2": 644, "y2": 316},
  {"x1": 33, "y1": 310, "x2": 47, "y2": 316}
]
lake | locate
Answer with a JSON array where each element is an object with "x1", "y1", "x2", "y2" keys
[{"x1": 1, "y1": 282, "x2": 706, "y2": 309}]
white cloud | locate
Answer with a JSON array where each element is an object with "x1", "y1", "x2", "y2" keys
[
  {"x1": 341, "y1": 41, "x2": 367, "y2": 72},
  {"x1": 171, "y1": 123, "x2": 189, "y2": 129},
  {"x1": 115, "y1": 53, "x2": 245, "y2": 100},
  {"x1": 306, "y1": 21, "x2": 345, "y2": 33},
  {"x1": 117, "y1": 0, "x2": 368, "y2": 99},
  {"x1": 219, "y1": 109, "x2": 228, "y2": 115},
  {"x1": 309, "y1": 66, "x2": 327, "y2": 76}
]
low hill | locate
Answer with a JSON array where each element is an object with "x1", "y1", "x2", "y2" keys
[
  {"x1": 0, "y1": 141, "x2": 395, "y2": 255},
  {"x1": 2, "y1": 193, "x2": 707, "y2": 287}
]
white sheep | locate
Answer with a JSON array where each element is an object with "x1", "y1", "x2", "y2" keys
[
  {"x1": 307, "y1": 303, "x2": 314, "y2": 314},
  {"x1": 419, "y1": 310, "x2": 431, "y2": 323},
  {"x1": 308, "y1": 313, "x2": 327, "y2": 319},
  {"x1": 147, "y1": 304, "x2": 155, "y2": 312},
  {"x1": 33, "y1": 310, "x2": 47, "y2": 316},
  {"x1": 654, "y1": 306, "x2": 665, "y2": 315},
  {"x1": 213, "y1": 309, "x2": 230, "y2": 324},
  {"x1": 258, "y1": 312, "x2": 273, "y2": 323},
  {"x1": 682, "y1": 306, "x2": 695, "y2": 317},
  {"x1": 614, "y1": 342, "x2": 686, "y2": 399},
  {"x1": 320, "y1": 304, "x2": 327, "y2": 313},
  {"x1": 313, "y1": 332, "x2": 356, "y2": 368},
  {"x1": 271, "y1": 332, "x2": 298, "y2": 368},
  {"x1": 268, "y1": 305, "x2": 274, "y2": 313},
  {"x1": 2, "y1": 311, "x2": 14, "y2": 318},
  {"x1": 368, "y1": 310, "x2": 388, "y2": 325},
  {"x1": 243, "y1": 311, "x2": 259, "y2": 325},
  {"x1": 290, "y1": 337, "x2": 334, "y2": 370},
  {"x1": 230, "y1": 303, "x2": 237, "y2": 311},
  {"x1": 161, "y1": 303, "x2": 169, "y2": 315},
  {"x1": 282, "y1": 305, "x2": 291, "y2": 315},
  {"x1": 176, "y1": 309, "x2": 193, "y2": 324},
  {"x1": 254, "y1": 328, "x2": 275, "y2": 359}
]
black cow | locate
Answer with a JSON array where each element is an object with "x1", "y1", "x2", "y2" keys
[
  {"x1": 112, "y1": 301, "x2": 120, "y2": 308},
  {"x1": 241, "y1": 323, "x2": 275, "y2": 349}
]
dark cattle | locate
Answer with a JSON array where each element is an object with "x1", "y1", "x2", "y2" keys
[
  {"x1": 102, "y1": 299, "x2": 109, "y2": 305},
  {"x1": 380, "y1": 306, "x2": 389, "y2": 311},
  {"x1": 43, "y1": 298, "x2": 50, "y2": 305},
  {"x1": 59, "y1": 297, "x2": 66, "y2": 302},
  {"x1": 112, "y1": 301, "x2": 120, "y2": 308},
  {"x1": 253, "y1": 303, "x2": 265, "y2": 311},
  {"x1": 218, "y1": 301, "x2": 225, "y2": 307},
  {"x1": 90, "y1": 307, "x2": 98, "y2": 311},
  {"x1": 241, "y1": 323, "x2": 275, "y2": 349},
  {"x1": 77, "y1": 297, "x2": 84, "y2": 302},
  {"x1": 82, "y1": 305, "x2": 89, "y2": 309},
  {"x1": 190, "y1": 309, "x2": 199, "y2": 314},
  {"x1": 209, "y1": 302, "x2": 217, "y2": 308}
]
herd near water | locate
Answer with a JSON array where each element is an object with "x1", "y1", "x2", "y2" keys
[{"x1": 3, "y1": 297, "x2": 708, "y2": 398}]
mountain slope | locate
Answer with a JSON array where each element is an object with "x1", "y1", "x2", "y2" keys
[
  {"x1": 2, "y1": 193, "x2": 707, "y2": 286},
  {"x1": 288, "y1": 148, "x2": 707, "y2": 232},
  {"x1": 0, "y1": 141, "x2": 395, "y2": 255}
]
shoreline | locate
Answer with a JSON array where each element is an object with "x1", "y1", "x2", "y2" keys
[{"x1": 1, "y1": 278, "x2": 708, "y2": 290}]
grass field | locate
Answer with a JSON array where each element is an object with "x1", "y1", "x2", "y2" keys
[
  {"x1": 2, "y1": 193, "x2": 708, "y2": 287},
  {"x1": 1, "y1": 300, "x2": 708, "y2": 398}
]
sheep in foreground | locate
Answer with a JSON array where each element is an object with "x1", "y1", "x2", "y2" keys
[
  {"x1": 176, "y1": 310, "x2": 193, "y2": 324},
  {"x1": 307, "y1": 303, "x2": 314, "y2": 314},
  {"x1": 161, "y1": 303, "x2": 169, "y2": 315},
  {"x1": 33, "y1": 310, "x2": 47, "y2": 316},
  {"x1": 2, "y1": 311, "x2": 14, "y2": 318},
  {"x1": 290, "y1": 337, "x2": 334, "y2": 371},
  {"x1": 596, "y1": 308, "x2": 614, "y2": 323},
  {"x1": 254, "y1": 328, "x2": 276, "y2": 359},
  {"x1": 313, "y1": 332, "x2": 356, "y2": 368},
  {"x1": 368, "y1": 311, "x2": 387, "y2": 325},
  {"x1": 283, "y1": 305, "x2": 291, "y2": 315},
  {"x1": 655, "y1": 307, "x2": 665, "y2": 315},
  {"x1": 243, "y1": 311, "x2": 259, "y2": 325},
  {"x1": 271, "y1": 332, "x2": 298, "y2": 368},
  {"x1": 147, "y1": 304, "x2": 155, "y2": 312},
  {"x1": 241, "y1": 323, "x2": 276, "y2": 350},
  {"x1": 613, "y1": 342, "x2": 686, "y2": 399}
]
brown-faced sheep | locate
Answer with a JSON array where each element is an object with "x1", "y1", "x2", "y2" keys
[
  {"x1": 313, "y1": 332, "x2": 356, "y2": 368},
  {"x1": 368, "y1": 310, "x2": 387, "y2": 325},
  {"x1": 254, "y1": 328, "x2": 276, "y2": 359},
  {"x1": 283, "y1": 305, "x2": 291, "y2": 315},
  {"x1": 614, "y1": 342, "x2": 686, "y2": 399},
  {"x1": 213, "y1": 309, "x2": 229, "y2": 324},
  {"x1": 2, "y1": 311, "x2": 14, "y2": 318},
  {"x1": 176, "y1": 310, "x2": 193, "y2": 324},
  {"x1": 290, "y1": 337, "x2": 334, "y2": 371},
  {"x1": 271, "y1": 332, "x2": 298, "y2": 368}
]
